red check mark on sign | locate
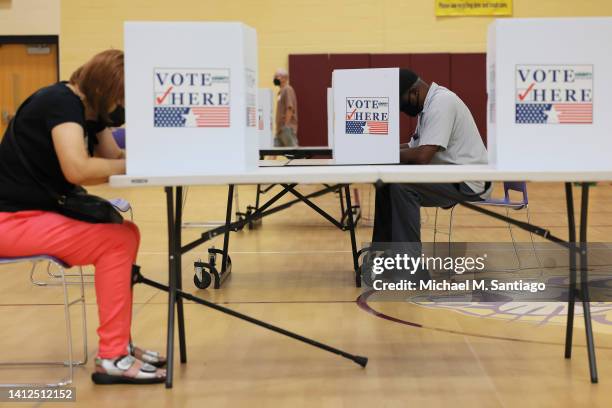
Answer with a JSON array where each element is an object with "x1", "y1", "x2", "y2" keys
[
  {"x1": 518, "y1": 82, "x2": 535, "y2": 101},
  {"x1": 346, "y1": 108, "x2": 357, "y2": 120},
  {"x1": 156, "y1": 86, "x2": 173, "y2": 105}
]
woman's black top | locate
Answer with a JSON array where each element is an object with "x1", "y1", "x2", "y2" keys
[{"x1": 0, "y1": 82, "x2": 104, "y2": 212}]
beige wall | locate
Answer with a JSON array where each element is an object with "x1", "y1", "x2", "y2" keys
[
  {"x1": 60, "y1": 0, "x2": 612, "y2": 84},
  {"x1": 0, "y1": 0, "x2": 60, "y2": 35}
]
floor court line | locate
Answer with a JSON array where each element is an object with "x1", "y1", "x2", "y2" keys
[{"x1": 462, "y1": 334, "x2": 505, "y2": 407}]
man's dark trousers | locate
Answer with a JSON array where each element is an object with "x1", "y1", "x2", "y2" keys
[{"x1": 372, "y1": 183, "x2": 484, "y2": 243}]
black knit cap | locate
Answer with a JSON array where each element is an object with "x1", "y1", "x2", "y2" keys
[{"x1": 399, "y1": 68, "x2": 419, "y2": 96}]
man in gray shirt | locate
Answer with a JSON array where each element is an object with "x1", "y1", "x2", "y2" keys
[{"x1": 372, "y1": 69, "x2": 492, "y2": 244}]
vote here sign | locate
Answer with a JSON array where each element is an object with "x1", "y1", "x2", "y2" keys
[
  {"x1": 345, "y1": 97, "x2": 389, "y2": 135},
  {"x1": 153, "y1": 68, "x2": 231, "y2": 128},
  {"x1": 515, "y1": 65, "x2": 593, "y2": 124}
]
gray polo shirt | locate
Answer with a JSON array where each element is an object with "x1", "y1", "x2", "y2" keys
[{"x1": 408, "y1": 82, "x2": 491, "y2": 198}]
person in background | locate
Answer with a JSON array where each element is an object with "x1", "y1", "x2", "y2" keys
[
  {"x1": 0, "y1": 49, "x2": 166, "y2": 385},
  {"x1": 273, "y1": 68, "x2": 299, "y2": 147},
  {"x1": 372, "y1": 68, "x2": 492, "y2": 244}
]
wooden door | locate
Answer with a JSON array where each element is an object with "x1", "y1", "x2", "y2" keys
[{"x1": 0, "y1": 43, "x2": 58, "y2": 138}]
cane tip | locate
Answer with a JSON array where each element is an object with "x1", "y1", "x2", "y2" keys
[{"x1": 353, "y1": 356, "x2": 368, "y2": 368}]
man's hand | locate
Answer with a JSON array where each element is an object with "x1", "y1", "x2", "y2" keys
[{"x1": 399, "y1": 144, "x2": 439, "y2": 165}]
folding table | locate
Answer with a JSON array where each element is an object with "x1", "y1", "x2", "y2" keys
[{"x1": 111, "y1": 163, "x2": 612, "y2": 387}]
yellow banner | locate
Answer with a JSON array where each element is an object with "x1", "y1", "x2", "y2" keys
[{"x1": 436, "y1": 0, "x2": 513, "y2": 16}]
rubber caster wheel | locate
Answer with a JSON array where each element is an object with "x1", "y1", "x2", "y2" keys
[{"x1": 193, "y1": 270, "x2": 212, "y2": 289}]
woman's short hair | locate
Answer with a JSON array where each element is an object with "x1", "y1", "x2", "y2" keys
[{"x1": 69, "y1": 49, "x2": 124, "y2": 122}]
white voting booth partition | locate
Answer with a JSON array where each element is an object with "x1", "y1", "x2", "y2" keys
[
  {"x1": 487, "y1": 17, "x2": 612, "y2": 172},
  {"x1": 332, "y1": 68, "x2": 399, "y2": 165},
  {"x1": 258, "y1": 88, "x2": 273, "y2": 149},
  {"x1": 124, "y1": 22, "x2": 258, "y2": 176},
  {"x1": 327, "y1": 87, "x2": 334, "y2": 148}
]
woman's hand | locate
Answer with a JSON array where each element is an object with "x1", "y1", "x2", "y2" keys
[{"x1": 94, "y1": 128, "x2": 125, "y2": 159}]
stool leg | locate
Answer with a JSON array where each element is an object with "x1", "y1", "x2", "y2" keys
[
  {"x1": 60, "y1": 266, "x2": 75, "y2": 385},
  {"x1": 506, "y1": 208, "x2": 522, "y2": 271},
  {"x1": 78, "y1": 267, "x2": 88, "y2": 365},
  {"x1": 448, "y1": 206, "x2": 456, "y2": 258}
]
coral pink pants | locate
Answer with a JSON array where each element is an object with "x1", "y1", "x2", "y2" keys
[{"x1": 0, "y1": 210, "x2": 139, "y2": 358}]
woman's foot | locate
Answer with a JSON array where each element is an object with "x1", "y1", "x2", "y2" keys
[
  {"x1": 128, "y1": 343, "x2": 167, "y2": 368},
  {"x1": 91, "y1": 355, "x2": 166, "y2": 385}
]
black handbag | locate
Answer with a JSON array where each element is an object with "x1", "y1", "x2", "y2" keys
[{"x1": 6, "y1": 112, "x2": 123, "y2": 224}]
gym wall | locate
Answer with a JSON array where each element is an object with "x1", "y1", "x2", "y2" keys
[
  {"x1": 60, "y1": 0, "x2": 612, "y2": 87},
  {"x1": 0, "y1": 0, "x2": 60, "y2": 35}
]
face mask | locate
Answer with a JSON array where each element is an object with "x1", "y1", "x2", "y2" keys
[
  {"x1": 400, "y1": 90, "x2": 422, "y2": 117},
  {"x1": 106, "y1": 105, "x2": 125, "y2": 127},
  {"x1": 400, "y1": 101, "x2": 422, "y2": 117},
  {"x1": 273, "y1": 78, "x2": 281, "y2": 86}
]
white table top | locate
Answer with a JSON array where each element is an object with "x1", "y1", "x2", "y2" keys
[
  {"x1": 259, "y1": 146, "x2": 331, "y2": 151},
  {"x1": 110, "y1": 161, "x2": 612, "y2": 188}
]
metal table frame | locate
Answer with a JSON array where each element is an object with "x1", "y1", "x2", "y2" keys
[{"x1": 112, "y1": 165, "x2": 604, "y2": 387}]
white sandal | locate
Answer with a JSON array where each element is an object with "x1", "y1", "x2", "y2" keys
[
  {"x1": 128, "y1": 343, "x2": 167, "y2": 368},
  {"x1": 92, "y1": 355, "x2": 166, "y2": 385}
]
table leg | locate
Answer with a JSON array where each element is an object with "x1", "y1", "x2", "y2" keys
[
  {"x1": 175, "y1": 186, "x2": 187, "y2": 364},
  {"x1": 164, "y1": 187, "x2": 177, "y2": 389},
  {"x1": 255, "y1": 184, "x2": 261, "y2": 211},
  {"x1": 344, "y1": 185, "x2": 360, "y2": 287},
  {"x1": 339, "y1": 187, "x2": 346, "y2": 224},
  {"x1": 220, "y1": 185, "x2": 234, "y2": 287},
  {"x1": 564, "y1": 183, "x2": 577, "y2": 358},
  {"x1": 579, "y1": 183, "x2": 598, "y2": 383}
]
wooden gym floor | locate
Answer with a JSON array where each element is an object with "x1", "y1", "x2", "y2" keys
[{"x1": 1, "y1": 182, "x2": 611, "y2": 407}]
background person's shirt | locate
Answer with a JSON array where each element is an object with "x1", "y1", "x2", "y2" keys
[
  {"x1": 0, "y1": 82, "x2": 87, "y2": 212},
  {"x1": 408, "y1": 82, "x2": 491, "y2": 197},
  {"x1": 275, "y1": 84, "x2": 298, "y2": 135}
]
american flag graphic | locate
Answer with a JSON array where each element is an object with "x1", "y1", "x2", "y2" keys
[
  {"x1": 346, "y1": 120, "x2": 388, "y2": 135},
  {"x1": 247, "y1": 107, "x2": 256, "y2": 127},
  {"x1": 516, "y1": 103, "x2": 592, "y2": 124},
  {"x1": 257, "y1": 108, "x2": 264, "y2": 130},
  {"x1": 246, "y1": 93, "x2": 256, "y2": 127},
  {"x1": 154, "y1": 107, "x2": 230, "y2": 128}
]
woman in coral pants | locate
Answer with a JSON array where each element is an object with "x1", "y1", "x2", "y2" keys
[{"x1": 0, "y1": 50, "x2": 165, "y2": 385}]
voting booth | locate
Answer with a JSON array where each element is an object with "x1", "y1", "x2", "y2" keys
[
  {"x1": 332, "y1": 68, "x2": 399, "y2": 165},
  {"x1": 327, "y1": 88, "x2": 334, "y2": 148},
  {"x1": 257, "y1": 88, "x2": 273, "y2": 149},
  {"x1": 124, "y1": 22, "x2": 258, "y2": 176},
  {"x1": 487, "y1": 18, "x2": 612, "y2": 171}
]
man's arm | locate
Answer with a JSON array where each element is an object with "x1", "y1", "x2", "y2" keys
[
  {"x1": 399, "y1": 144, "x2": 439, "y2": 164},
  {"x1": 283, "y1": 87, "x2": 297, "y2": 127},
  {"x1": 284, "y1": 106, "x2": 294, "y2": 126}
]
